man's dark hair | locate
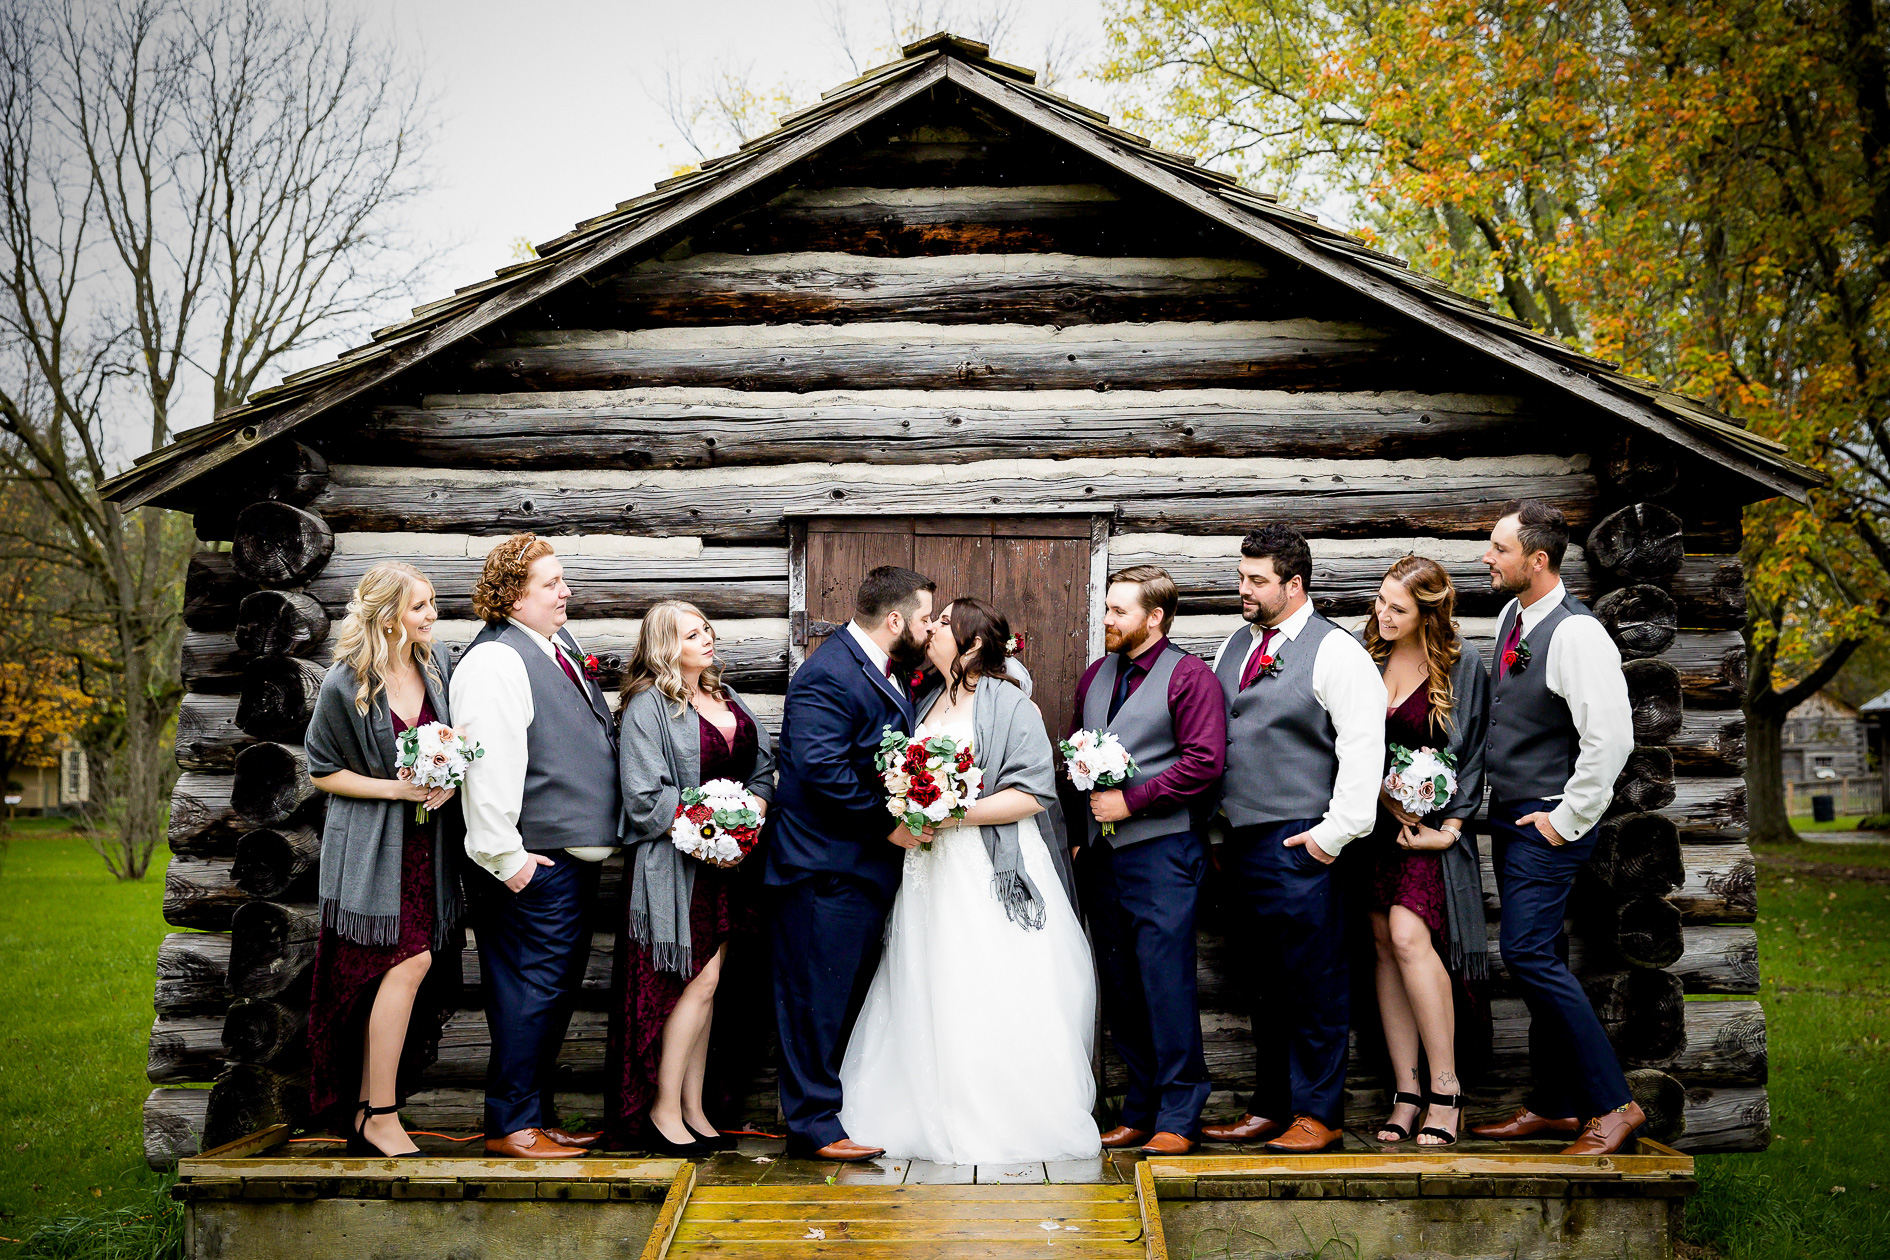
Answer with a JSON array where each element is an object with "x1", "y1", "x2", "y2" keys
[
  {"x1": 1497, "y1": 499, "x2": 1570, "y2": 572},
  {"x1": 854, "y1": 565, "x2": 936, "y2": 623},
  {"x1": 1240, "y1": 524, "x2": 1313, "y2": 590}
]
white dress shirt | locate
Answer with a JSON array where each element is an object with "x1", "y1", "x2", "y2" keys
[
  {"x1": 449, "y1": 617, "x2": 617, "y2": 882},
  {"x1": 1212, "y1": 599, "x2": 1388, "y2": 854},
  {"x1": 1501, "y1": 580, "x2": 1635, "y2": 843},
  {"x1": 846, "y1": 621, "x2": 891, "y2": 677}
]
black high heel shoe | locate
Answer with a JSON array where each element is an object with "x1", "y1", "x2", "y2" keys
[
  {"x1": 640, "y1": 1123, "x2": 714, "y2": 1157},
  {"x1": 1376, "y1": 1091, "x2": 1425, "y2": 1142},
  {"x1": 1417, "y1": 1090, "x2": 1464, "y2": 1148},
  {"x1": 686, "y1": 1122, "x2": 737, "y2": 1151},
  {"x1": 348, "y1": 1101, "x2": 421, "y2": 1158}
]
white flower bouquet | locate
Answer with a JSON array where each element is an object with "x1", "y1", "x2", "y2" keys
[
  {"x1": 876, "y1": 727, "x2": 982, "y2": 851},
  {"x1": 670, "y1": 778, "x2": 766, "y2": 868},
  {"x1": 1383, "y1": 744, "x2": 1458, "y2": 820},
  {"x1": 1060, "y1": 728, "x2": 1139, "y2": 836},
  {"x1": 395, "y1": 722, "x2": 484, "y2": 822}
]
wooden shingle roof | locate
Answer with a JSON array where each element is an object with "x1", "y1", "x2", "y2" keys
[{"x1": 102, "y1": 31, "x2": 1822, "y2": 509}]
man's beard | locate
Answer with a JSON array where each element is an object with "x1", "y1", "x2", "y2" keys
[
  {"x1": 1106, "y1": 621, "x2": 1152, "y2": 655},
  {"x1": 888, "y1": 624, "x2": 931, "y2": 671},
  {"x1": 1241, "y1": 589, "x2": 1288, "y2": 626},
  {"x1": 1487, "y1": 565, "x2": 1527, "y2": 595}
]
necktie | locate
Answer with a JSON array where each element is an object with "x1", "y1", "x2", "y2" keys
[
  {"x1": 1108, "y1": 656, "x2": 1137, "y2": 722},
  {"x1": 1239, "y1": 627, "x2": 1278, "y2": 691},
  {"x1": 885, "y1": 659, "x2": 899, "y2": 683},
  {"x1": 556, "y1": 648, "x2": 586, "y2": 693},
  {"x1": 1499, "y1": 614, "x2": 1522, "y2": 670}
]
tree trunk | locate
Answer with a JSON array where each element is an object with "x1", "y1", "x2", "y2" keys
[{"x1": 1745, "y1": 696, "x2": 1795, "y2": 844}]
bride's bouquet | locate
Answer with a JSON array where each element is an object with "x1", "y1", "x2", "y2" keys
[
  {"x1": 1060, "y1": 729, "x2": 1138, "y2": 836},
  {"x1": 395, "y1": 722, "x2": 484, "y2": 822},
  {"x1": 671, "y1": 778, "x2": 766, "y2": 868},
  {"x1": 1383, "y1": 744, "x2": 1458, "y2": 820},
  {"x1": 876, "y1": 727, "x2": 982, "y2": 851}
]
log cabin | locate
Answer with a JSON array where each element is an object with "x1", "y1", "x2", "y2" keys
[{"x1": 107, "y1": 33, "x2": 1813, "y2": 1166}]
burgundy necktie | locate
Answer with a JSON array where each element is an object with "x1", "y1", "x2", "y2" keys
[
  {"x1": 1499, "y1": 615, "x2": 1522, "y2": 668},
  {"x1": 556, "y1": 649, "x2": 586, "y2": 693},
  {"x1": 885, "y1": 659, "x2": 899, "y2": 682},
  {"x1": 1239, "y1": 628, "x2": 1278, "y2": 691}
]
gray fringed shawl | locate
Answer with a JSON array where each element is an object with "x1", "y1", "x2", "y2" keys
[
  {"x1": 916, "y1": 675, "x2": 1066, "y2": 930},
  {"x1": 1360, "y1": 632, "x2": 1491, "y2": 980},
  {"x1": 619, "y1": 685, "x2": 775, "y2": 977},
  {"x1": 306, "y1": 658, "x2": 465, "y2": 949}
]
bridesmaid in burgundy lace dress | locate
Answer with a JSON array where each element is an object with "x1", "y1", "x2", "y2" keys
[
  {"x1": 1358, "y1": 556, "x2": 1489, "y2": 1148},
  {"x1": 304, "y1": 562, "x2": 464, "y2": 1157},
  {"x1": 606, "y1": 600, "x2": 775, "y2": 1154}
]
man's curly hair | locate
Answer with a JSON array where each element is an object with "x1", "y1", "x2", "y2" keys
[{"x1": 472, "y1": 534, "x2": 556, "y2": 626}]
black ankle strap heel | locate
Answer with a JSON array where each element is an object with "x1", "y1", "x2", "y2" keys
[
  {"x1": 1419, "y1": 1090, "x2": 1464, "y2": 1147},
  {"x1": 1378, "y1": 1091, "x2": 1425, "y2": 1142},
  {"x1": 349, "y1": 1101, "x2": 421, "y2": 1158}
]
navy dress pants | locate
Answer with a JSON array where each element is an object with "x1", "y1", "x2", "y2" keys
[
  {"x1": 1490, "y1": 800, "x2": 1632, "y2": 1118},
  {"x1": 1079, "y1": 829, "x2": 1212, "y2": 1136},
  {"x1": 770, "y1": 873, "x2": 891, "y2": 1149},
  {"x1": 1225, "y1": 820, "x2": 1349, "y2": 1126},
  {"x1": 475, "y1": 851, "x2": 599, "y2": 1137}
]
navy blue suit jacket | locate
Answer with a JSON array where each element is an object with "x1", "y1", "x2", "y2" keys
[{"x1": 763, "y1": 629, "x2": 914, "y2": 900}]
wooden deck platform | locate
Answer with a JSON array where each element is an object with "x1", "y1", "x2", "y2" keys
[{"x1": 171, "y1": 1125, "x2": 1692, "y2": 1259}]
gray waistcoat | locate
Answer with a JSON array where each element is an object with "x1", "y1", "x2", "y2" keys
[
  {"x1": 1214, "y1": 614, "x2": 1342, "y2": 827},
  {"x1": 470, "y1": 621, "x2": 621, "y2": 850},
  {"x1": 1080, "y1": 643, "x2": 1191, "y2": 848},
  {"x1": 1486, "y1": 590, "x2": 1588, "y2": 805}
]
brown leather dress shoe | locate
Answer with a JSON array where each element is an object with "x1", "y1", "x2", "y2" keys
[
  {"x1": 485, "y1": 1128, "x2": 584, "y2": 1159},
  {"x1": 542, "y1": 1127, "x2": 602, "y2": 1149},
  {"x1": 813, "y1": 1138, "x2": 886, "y2": 1162},
  {"x1": 1200, "y1": 1114, "x2": 1286, "y2": 1143},
  {"x1": 1559, "y1": 1102, "x2": 1645, "y2": 1155},
  {"x1": 1264, "y1": 1115, "x2": 1343, "y2": 1154},
  {"x1": 1098, "y1": 1125, "x2": 1152, "y2": 1149},
  {"x1": 1468, "y1": 1106, "x2": 1581, "y2": 1141},
  {"x1": 1140, "y1": 1131, "x2": 1194, "y2": 1156}
]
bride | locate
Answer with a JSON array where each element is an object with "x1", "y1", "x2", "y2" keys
[{"x1": 839, "y1": 596, "x2": 1100, "y2": 1165}]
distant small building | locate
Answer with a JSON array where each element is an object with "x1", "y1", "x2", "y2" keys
[{"x1": 1783, "y1": 691, "x2": 1869, "y2": 780}]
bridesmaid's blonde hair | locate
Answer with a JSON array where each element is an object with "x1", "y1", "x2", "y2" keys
[
  {"x1": 332, "y1": 561, "x2": 437, "y2": 715},
  {"x1": 620, "y1": 600, "x2": 726, "y2": 718},
  {"x1": 1362, "y1": 555, "x2": 1461, "y2": 734}
]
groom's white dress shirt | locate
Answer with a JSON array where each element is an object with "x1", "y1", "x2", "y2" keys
[
  {"x1": 1499, "y1": 579, "x2": 1634, "y2": 842},
  {"x1": 846, "y1": 621, "x2": 892, "y2": 677},
  {"x1": 1211, "y1": 598, "x2": 1387, "y2": 855},
  {"x1": 450, "y1": 617, "x2": 616, "y2": 882}
]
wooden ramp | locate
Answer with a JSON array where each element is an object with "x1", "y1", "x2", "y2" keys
[{"x1": 642, "y1": 1162, "x2": 1168, "y2": 1260}]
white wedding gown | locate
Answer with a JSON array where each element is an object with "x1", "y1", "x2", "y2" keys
[{"x1": 838, "y1": 709, "x2": 1101, "y2": 1165}]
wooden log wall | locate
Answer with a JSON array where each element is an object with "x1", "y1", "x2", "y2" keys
[{"x1": 147, "y1": 105, "x2": 1764, "y2": 1161}]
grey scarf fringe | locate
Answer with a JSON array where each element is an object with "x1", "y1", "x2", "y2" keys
[
  {"x1": 989, "y1": 868, "x2": 1045, "y2": 930},
  {"x1": 320, "y1": 898, "x2": 402, "y2": 948}
]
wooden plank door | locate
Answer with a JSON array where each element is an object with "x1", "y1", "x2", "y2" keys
[{"x1": 796, "y1": 515, "x2": 1097, "y2": 742}]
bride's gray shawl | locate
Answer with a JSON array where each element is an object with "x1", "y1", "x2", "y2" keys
[{"x1": 917, "y1": 675, "x2": 1064, "y2": 929}]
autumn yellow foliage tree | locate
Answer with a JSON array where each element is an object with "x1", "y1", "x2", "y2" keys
[{"x1": 1103, "y1": 0, "x2": 1890, "y2": 840}]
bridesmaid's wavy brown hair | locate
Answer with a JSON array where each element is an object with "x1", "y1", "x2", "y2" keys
[{"x1": 1362, "y1": 555, "x2": 1462, "y2": 734}]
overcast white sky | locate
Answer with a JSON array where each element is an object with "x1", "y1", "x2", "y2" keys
[{"x1": 365, "y1": 0, "x2": 1113, "y2": 296}]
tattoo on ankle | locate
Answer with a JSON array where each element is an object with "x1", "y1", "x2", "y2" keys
[{"x1": 1436, "y1": 1072, "x2": 1459, "y2": 1091}]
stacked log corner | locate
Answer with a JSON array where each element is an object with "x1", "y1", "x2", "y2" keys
[
  {"x1": 1576, "y1": 492, "x2": 1765, "y2": 1151},
  {"x1": 151, "y1": 454, "x2": 333, "y2": 1167}
]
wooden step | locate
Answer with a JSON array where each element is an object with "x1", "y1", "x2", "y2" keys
[{"x1": 651, "y1": 1173, "x2": 1163, "y2": 1259}]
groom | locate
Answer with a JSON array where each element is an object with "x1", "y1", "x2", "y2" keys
[{"x1": 765, "y1": 565, "x2": 937, "y2": 1160}]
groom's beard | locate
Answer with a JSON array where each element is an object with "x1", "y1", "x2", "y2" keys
[{"x1": 887, "y1": 625, "x2": 931, "y2": 673}]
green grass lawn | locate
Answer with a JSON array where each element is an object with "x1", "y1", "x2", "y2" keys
[
  {"x1": 0, "y1": 825, "x2": 1884, "y2": 1257},
  {"x1": 0, "y1": 822, "x2": 178, "y2": 1242},
  {"x1": 1786, "y1": 814, "x2": 1882, "y2": 833},
  {"x1": 1684, "y1": 839, "x2": 1890, "y2": 1258}
]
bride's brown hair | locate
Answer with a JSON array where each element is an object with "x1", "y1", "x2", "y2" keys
[
  {"x1": 941, "y1": 596, "x2": 1019, "y2": 702},
  {"x1": 1361, "y1": 555, "x2": 1461, "y2": 733}
]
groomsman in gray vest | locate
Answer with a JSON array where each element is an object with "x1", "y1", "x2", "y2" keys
[
  {"x1": 452, "y1": 535, "x2": 619, "y2": 1158},
  {"x1": 1071, "y1": 565, "x2": 1226, "y2": 1157},
  {"x1": 1467, "y1": 501, "x2": 1644, "y2": 1154},
  {"x1": 1204, "y1": 525, "x2": 1386, "y2": 1153}
]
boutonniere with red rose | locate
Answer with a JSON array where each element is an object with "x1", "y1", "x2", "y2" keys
[
  {"x1": 1251, "y1": 647, "x2": 1282, "y2": 680},
  {"x1": 1502, "y1": 639, "x2": 1532, "y2": 676},
  {"x1": 582, "y1": 653, "x2": 602, "y2": 680}
]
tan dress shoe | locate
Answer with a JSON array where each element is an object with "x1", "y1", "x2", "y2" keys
[
  {"x1": 542, "y1": 1127, "x2": 602, "y2": 1149},
  {"x1": 1468, "y1": 1106, "x2": 1581, "y2": 1140},
  {"x1": 1559, "y1": 1103, "x2": 1646, "y2": 1155},
  {"x1": 1140, "y1": 1131, "x2": 1194, "y2": 1156},
  {"x1": 485, "y1": 1128, "x2": 584, "y2": 1159},
  {"x1": 1264, "y1": 1115, "x2": 1343, "y2": 1154},
  {"x1": 1200, "y1": 1114, "x2": 1285, "y2": 1143},
  {"x1": 1098, "y1": 1125, "x2": 1152, "y2": 1149},
  {"x1": 813, "y1": 1138, "x2": 886, "y2": 1162}
]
